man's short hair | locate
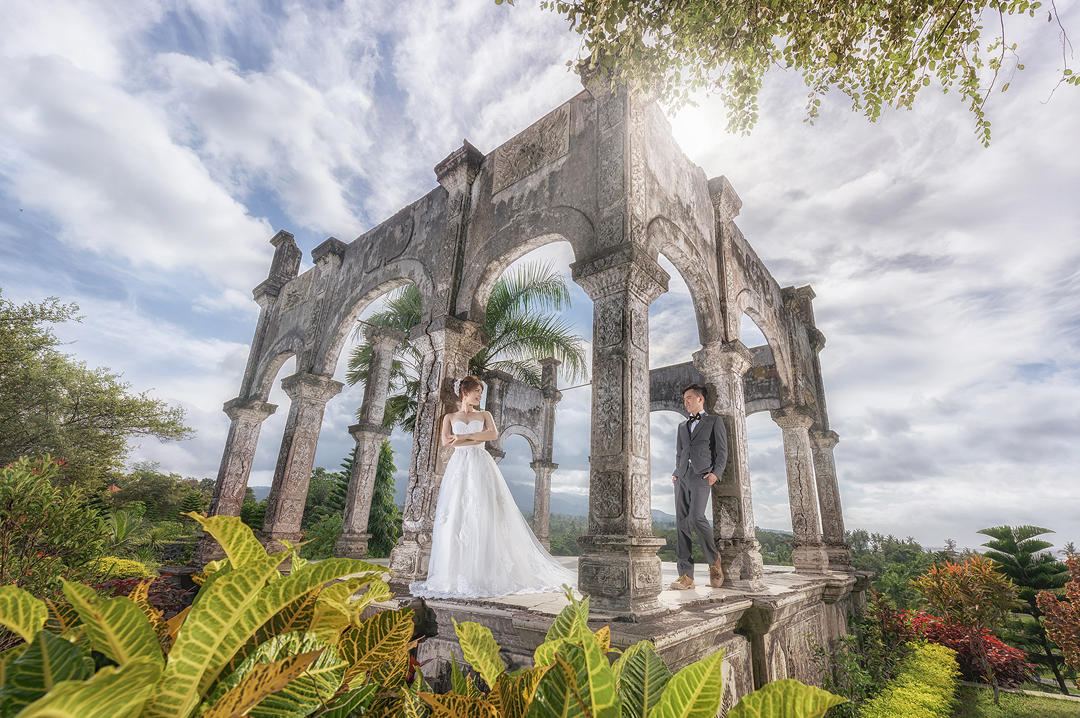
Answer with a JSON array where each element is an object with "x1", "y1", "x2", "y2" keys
[{"x1": 682, "y1": 384, "x2": 706, "y2": 399}]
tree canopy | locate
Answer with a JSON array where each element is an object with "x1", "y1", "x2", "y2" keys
[
  {"x1": 0, "y1": 289, "x2": 192, "y2": 484},
  {"x1": 502, "y1": 0, "x2": 1078, "y2": 144}
]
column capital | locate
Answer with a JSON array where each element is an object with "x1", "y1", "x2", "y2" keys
[
  {"x1": 693, "y1": 339, "x2": 754, "y2": 376},
  {"x1": 223, "y1": 397, "x2": 277, "y2": 422},
  {"x1": 707, "y1": 175, "x2": 742, "y2": 221},
  {"x1": 434, "y1": 139, "x2": 485, "y2": 190},
  {"x1": 809, "y1": 428, "x2": 839, "y2": 450},
  {"x1": 365, "y1": 324, "x2": 407, "y2": 349},
  {"x1": 771, "y1": 406, "x2": 815, "y2": 430},
  {"x1": 571, "y1": 245, "x2": 669, "y2": 304},
  {"x1": 348, "y1": 421, "x2": 392, "y2": 441},
  {"x1": 281, "y1": 372, "x2": 344, "y2": 404},
  {"x1": 312, "y1": 236, "x2": 348, "y2": 265},
  {"x1": 411, "y1": 315, "x2": 487, "y2": 358},
  {"x1": 530, "y1": 460, "x2": 559, "y2": 472}
]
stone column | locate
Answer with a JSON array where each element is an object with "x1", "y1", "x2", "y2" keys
[
  {"x1": 484, "y1": 371, "x2": 510, "y2": 463},
  {"x1": 571, "y1": 246, "x2": 669, "y2": 616},
  {"x1": 389, "y1": 316, "x2": 485, "y2": 589},
  {"x1": 810, "y1": 429, "x2": 852, "y2": 571},
  {"x1": 532, "y1": 357, "x2": 562, "y2": 550},
  {"x1": 693, "y1": 341, "x2": 765, "y2": 590},
  {"x1": 530, "y1": 460, "x2": 557, "y2": 549},
  {"x1": 771, "y1": 407, "x2": 829, "y2": 573},
  {"x1": 195, "y1": 398, "x2": 277, "y2": 564},
  {"x1": 260, "y1": 372, "x2": 344, "y2": 551},
  {"x1": 335, "y1": 326, "x2": 405, "y2": 557}
]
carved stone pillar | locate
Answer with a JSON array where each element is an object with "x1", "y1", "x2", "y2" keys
[
  {"x1": 571, "y1": 246, "x2": 669, "y2": 616},
  {"x1": 484, "y1": 371, "x2": 510, "y2": 463},
  {"x1": 389, "y1": 316, "x2": 486, "y2": 589},
  {"x1": 335, "y1": 326, "x2": 404, "y2": 557},
  {"x1": 771, "y1": 407, "x2": 829, "y2": 573},
  {"x1": 260, "y1": 372, "x2": 344, "y2": 551},
  {"x1": 195, "y1": 398, "x2": 277, "y2": 564},
  {"x1": 693, "y1": 341, "x2": 765, "y2": 590},
  {"x1": 810, "y1": 429, "x2": 852, "y2": 571},
  {"x1": 530, "y1": 460, "x2": 557, "y2": 549}
]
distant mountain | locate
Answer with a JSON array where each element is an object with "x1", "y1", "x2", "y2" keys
[{"x1": 251, "y1": 485, "x2": 271, "y2": 502}]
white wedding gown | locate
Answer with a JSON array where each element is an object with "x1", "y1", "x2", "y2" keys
[{"x1": 409, "y1": 418, "x2": 577, "y2": 599}]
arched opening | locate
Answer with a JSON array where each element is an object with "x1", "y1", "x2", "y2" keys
[
  {"x1": 247, "y1": 353, "x2": 298, "y2": 496},
  {"x1": 497, "y1": 433, "x2": 538, "y2": 520},
  {"x1": 745, "y1": 412, "x2": 792, "y2": 564}
]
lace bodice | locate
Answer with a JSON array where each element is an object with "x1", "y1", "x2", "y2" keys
[{"x1": 451, "y1": 418, "x2": 485, "y2": 434}]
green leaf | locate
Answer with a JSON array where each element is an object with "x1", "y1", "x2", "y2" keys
[
  {"x1": 491, "y1": 665, "x2": 548, "y2": 718},
  {"x1": 727, "y1": 678, "x2": 847, "y2": 718},
  {"x1": 338, "y1": 607, "x2": 415, "y2": 686},
  {"x1": 534, "y1": 637, "x2": 571, "y2": 667},
  {"x1": 419, "y1": 692, "x2": 499, "y2": 717},
  {"x1": 454, "y1": 619, "x2": 507, "y2": 689},
  {"x1": 613, "y1": 641, "x2": 672, "y2": 718},
  {"x1": 17, "y1": 657, "x2": 161, "y2": 718},
  {"x1": 318, "y1": 683, "x2": 379, "y2": 718},
  {"x1": 61, "y1": 580, "x2": 163, "y2": 668},
  {"x1": 545, "y1": 588, "x2": 590, "y2": 642},
  {"x1": 526, "y1": 652, "x2": 590, "y2": 718},
  {"x1": 0, "y1": 631, "x2": 93, "y2": 714},
  {"x1": 199, "y1": 648, "x2": 324, "y2": 718},
  {"x1": 189, "y1": 512, "x2": 274, "y2": 569},
  {"x1": 647, "y1": 647, "x2": 725, "y2": 718},
  {"x1": 575, "y1": 628, "x2": 621, "y2": 718},
  {"x1": 0, "y1": 585, "x2": 48, "y2": 643},
  {"x1": 450, "y1": 653, "x2": 470, "y2": 695},
  {"x1": 231, "y1": 634, "x2": 345, "y2": 718}
]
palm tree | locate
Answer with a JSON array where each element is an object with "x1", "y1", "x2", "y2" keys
[
  {"x1": 979, "y1": 525, "x2": 1072, "y2": 694},
  {"x1": 346, "y1": 261, "x2": 588, "y2": 432}
]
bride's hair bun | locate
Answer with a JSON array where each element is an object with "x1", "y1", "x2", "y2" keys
[{"x1": 458, "y1": 375, "x2": 483, "y2": 401}]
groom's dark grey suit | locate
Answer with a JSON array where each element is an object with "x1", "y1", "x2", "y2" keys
[{"x1": 672, "y1": 412, "x2": 727, "y2": 578}]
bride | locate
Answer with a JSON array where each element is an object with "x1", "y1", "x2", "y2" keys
[{"x1": 409, "y1": 374, "x2": 577, "y2": 599}]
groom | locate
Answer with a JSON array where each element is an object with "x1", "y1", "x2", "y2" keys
[{"x1": 669, "y1": 384, "x2": 726, "y2": 590}]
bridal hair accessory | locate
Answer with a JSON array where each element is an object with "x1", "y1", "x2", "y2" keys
[{"x1": 453, "y1": 377, "x2": 462, "y2": 397}]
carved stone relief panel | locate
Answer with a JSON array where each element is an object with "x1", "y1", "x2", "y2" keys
[
  {"x1": 592, "y1": 472, "x2": 624, "y2": 519},
  {"x1": 492, "y1": 104, "x2": 570, "y2": 193}
]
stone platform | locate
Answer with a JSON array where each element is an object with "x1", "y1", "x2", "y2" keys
[{"x1": 366, "y1": 558, "x2": 867, "y2": 709}]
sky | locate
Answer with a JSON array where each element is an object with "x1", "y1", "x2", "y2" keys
[{"x1": 2, "y1": 0, "x2": 1078, "y2": 553}]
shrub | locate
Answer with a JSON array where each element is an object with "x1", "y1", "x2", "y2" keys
[
  {"x1": 88, "y1": 556, "x2": 155, "y2": 580},
  {"x1": 92, "y1": 574, "x2": 196, "y2": 619},
  {"x1": 860, "y1": 642, "x2": 960, "y2": 718},
  {"x1": 0, "y1": 455, "x2": 109, "y2": 598},
  {"x1": 298, "y1": 513, "x2": 342, "y2": 560},
  {"x1": 911, "y1": 612, "x2": 1035, "y2": 687},
  {"x1": 1037, "y1": 554, "x2": 1080, "y2": 688}
]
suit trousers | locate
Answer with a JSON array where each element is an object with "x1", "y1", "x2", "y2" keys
[{"x1": 674, "y1": 472, "x2": 719, "y2": 578}]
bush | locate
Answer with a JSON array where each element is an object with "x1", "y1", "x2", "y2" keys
[
  {"x1": 0, "y1": 455, "x2": 109, "y2": 598},
  {"x1": 911, "y1": 612, "x2": 1035, "y2": 687},
  {"x1": 860, "y1": 642, "x2": 960, "y2": 718},
  {"x1": 299, "y1": 513, "x2": 342, "y2": 560},
  {"x1": 88, "y1": 556, "x2": 154, "y2": 580}
]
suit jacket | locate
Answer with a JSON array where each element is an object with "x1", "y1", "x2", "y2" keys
[{"x1": 673, "y1": 413, "x2": 728, "y2": 480}]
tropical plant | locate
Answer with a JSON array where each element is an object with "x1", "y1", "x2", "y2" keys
[
  {"x1": 347, "y1": 262, "x2": 588, "y2": 432},
  {"x1": 0, "y1": 456, "x2": 109, "y2": 602},
  {"x1": 978, "y1": 524, "x2": 1071, "y2": 693},
  {"x1": 442, "y1": 586, "x2": 847, "y2": 718},
  {"x1": 912, "y1": 555, "x2": 1021, "y2": 703},
  {"x1": 301, "y1": 466, "x2": 347, "y2": 531},
  {"x1": 1037, "y1": 554, "x2": 1080, "y2": 690},
  {"x1": 87, "y1": 557, "x2": 155, "y2": 581},
  {"x1": 505, "y1": 0, "x2": 1078, "y2": 145},
  {"x1": 0, "y1": 512, "x2": 409, "y2": 717},
  {"x1": 909, "y1": 611, "x2": 1034, "y2": 688},
  {"x1": 367, "y1": 441, "x2": 402, "y2": 558},
  {"x1": 858, "y1": 641, "x2": 960, "y2": 718}
]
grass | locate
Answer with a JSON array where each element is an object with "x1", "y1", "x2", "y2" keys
[{"x1": 953, "y1": 685, "x2": 1080, "y2": 717}]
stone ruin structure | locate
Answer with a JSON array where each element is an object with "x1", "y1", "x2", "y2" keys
[{"x1": 201, "y1": 67, "x2": 864, "y2": 702}]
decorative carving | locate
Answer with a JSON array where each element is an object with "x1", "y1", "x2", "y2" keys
[
  {"x1": 492, "y1": 104, "x2": 570, "y2": 193},
  {"x1": 592, "y1": 472, "x2": 624, "y2": 518},
  {"x1": 594, "y1": 301, "x2": 625, "y2": 347},
  {"x1": 593, "y1": 361, "x2": 624, "y2": 455},
  {"x1": 362, "y1": 211, "x2": 414, "y2": 273},
  {"x1": 630, "y1": 472, "x2": 650, "y2": 519},
  {"x1": 579, "y1": 560, "x2": 629, "y2": 596},
  {"x1": 279, "y1": 272, "x2": 313, "y2": 312}
]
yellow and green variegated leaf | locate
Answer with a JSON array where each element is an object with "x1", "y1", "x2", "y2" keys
[
  {"x1": 491, "y1": 665, "x2": 548, "y2": 718},
  {"x1": 61, "y1": 581, "x2": 163, "y2": 668},
  {"x1": 17, "y1": 657, "x2": 161, "y2": 718},
  {"x1": 576, "y1": 627, "x2": 620, "y2": 718},
  {"x1": 726, "y1": 678, "x2": 847, "y2": 718},
  {"x1": 401, "y1": 685, "x2": 430, "y2": 718},
  {"x1": 308, "y1": 600, "x2": 351, "y2": 646},
  {"x1": 200, "y1": 648, "x2": 324, "y2": 718},
  {"x1": 44, "y1": 598, "x2": 80, "y2": 634},
  {"x1": 449, "y1": 653, "x2": 469, "y2": 695},
  {"x1": 128, "y1": 579, "x2": 170, "y2": 652},
  {"x1": 419, "y1": 691, "x2": 499, "y2": 718},
  {"x1": 338, "y1": 607, "x2": 414, "y2": 685},
  {"x1": 0, "y1": 643, "x2": 28, "y2": 687},
  {"x1": 534, "y1": 637, "x2": 571, "y2": 667},
  {"x1": 544, "y1": 588, "x2": 589, "y2": 642},
  {"x1": 525, "y1": 652, "x2": 590, "y2": 718},
  {"x1": 647, "y1": 647, "x2": 725, "y2": 718},
  {"x1": 613, "y1": 641, "x2": 672, "y2": 718},
  {"x1": 318, "y1": 683, "x2": 379, "y2": 718},
  {"x1": 1, "y1": 631, "x2": 93, "y2": 713},
  {"x1": 142, "y1": 553, "x2": 282, "y2": 718},
  {"x1": 370, "y1": 646, "x2": 410, "y2": 691},
  {"x1": 593, "y1": 625, "x2": 611, "y2": 654},
  {"x1": 219, "y1": 586, "x2": 322, "y2": 678},
  {"x1": 188, "y1": 512, "x2": 268, "y2": 569},
  {"x1": 165, "y1": 605, "x2": 191, "y2": 644},
  {"x1": 453, "y1": 619, "x2": 506, "y2": 689},
  {"x1": 0, "y1": 585, "x2": 47, "y2": 643}
]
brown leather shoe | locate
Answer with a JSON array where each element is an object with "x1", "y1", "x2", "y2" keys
[
  {"x1": 668, "y1": 574, "x2": 695, "y2": 590},
  {"x1": 709, "y1": 558, "x2": 724, "y2": 588}
]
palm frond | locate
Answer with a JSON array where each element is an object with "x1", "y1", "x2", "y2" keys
[
  {"x1": 480, "y1": 359, "x2": 543, "y2": 389},
  {"x1": 485, "y1": 262, "x2": 570, "y2": 335},
  {"x1": 484, "y1": 313, "x2": 588, "y2": 382}
]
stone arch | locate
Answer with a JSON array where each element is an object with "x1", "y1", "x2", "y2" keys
[
  {"x1": 458, "y1": 205, "x2": 593, "y2": 321},
  {"x1": 314, "y1": 259, "x2": 436, "y2": 378},
  {"x1": 499, "y1": 424, "x2": 541, "y2": 459},
  {"x1": 648, "y1": 215, "x2": 723, "y2": 346},
  {"x1": 249, "y1": 336, "x2": 305, "y2": 401},
  {"x1": 736, "y1": 298, "x2": 794, "y2": 405}
]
